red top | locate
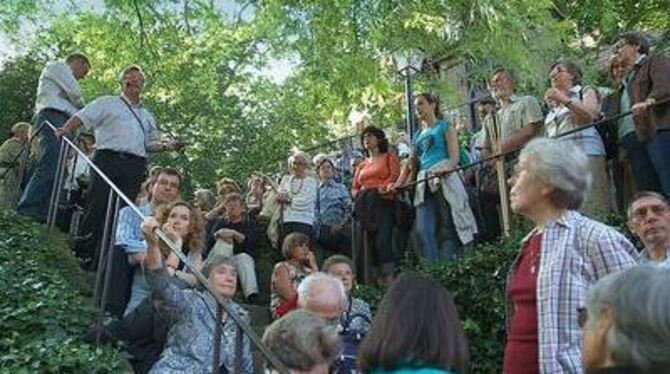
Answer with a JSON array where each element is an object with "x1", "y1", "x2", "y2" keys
[
  {"x1": 352, "y1": 153, "x2": 400, "y2": 197},
  {"x1": 503, "y1": 233, "x2": 542, "y2": 374}
]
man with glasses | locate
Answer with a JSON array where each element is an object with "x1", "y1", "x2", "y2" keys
[
  {"x1": 627, "y1": 191, "x2": 670, "y2": 267},
  {"x1": 613, "y1": 32, "x2": 670, "y2": 197},
  {"x1": 56, "y1": 65, "x2": 182, "y2": 269}
]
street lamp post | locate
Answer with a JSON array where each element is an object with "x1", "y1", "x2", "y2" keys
[{"x1": 393, "y1": 49, "x2": 423, "y2": 139}]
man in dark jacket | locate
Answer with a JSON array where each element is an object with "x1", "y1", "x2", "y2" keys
[{"x1": 613, "y1": 32, "x2": 670, "y2": 197}]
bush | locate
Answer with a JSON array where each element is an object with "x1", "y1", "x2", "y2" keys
[{"x1": 0, "y1": 209, "x2": 125, "y2": 372}]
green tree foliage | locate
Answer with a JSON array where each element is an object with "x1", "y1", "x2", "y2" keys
[
  {"x1": 0, "y1": 0, "x2": 665, "y2": 188},
  {"x1": 0, "y1": 55, "x2": 43, "y2": 136}
]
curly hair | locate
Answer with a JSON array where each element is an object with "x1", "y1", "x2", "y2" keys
[
  {"x1": 360, "y1": 125, "x2": 389, "y2": 155},
  {"x1": 155, "y1": 201, "x2": 205, "y2": 256}
]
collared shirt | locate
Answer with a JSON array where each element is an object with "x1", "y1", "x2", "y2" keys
[
  {"x1": 544, "y1": 85, "x2": 605, "y2": 156},
  {"x1": 34, "y1": 61, "x2": 84, "y2": 116},
  {"x1": 618, "y1": 54, "x2": 648, "y2": 139},
  {"x1": 483, "y1": 94, "x2": 544, "y2": 151},
  {"x1": 147, "y1": 267, "x2": 253, "y2": 373},
  {"x1": 506, "y1": 210, "x2": 639, "y2": 374},
  {"x1": 115, "y1": 200, "x2": 154, "y2": 255},
  {"x1": 76, "y1": 94, "x2": 159, "y2": 157},
  {"x1": 641, "y1": 247, "x2": 670, "y2": 268},
  {"x1": 316, "y1": 178, "x2": 352, "y2": 227}
]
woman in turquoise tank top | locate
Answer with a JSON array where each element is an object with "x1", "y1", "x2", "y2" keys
[{"x1": 396, "y1": 93, "x2": 471, "y2": 262}]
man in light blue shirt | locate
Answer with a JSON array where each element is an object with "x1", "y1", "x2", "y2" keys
[
  {"x1": 314, "y1": 155, "x2": 352, "y2": 257},
  {"x1": 103, "y1": 167, "x2": 182, "y2": 317},
  {"x1": 628, "y1": 191, "x2": 670, "y2": 268}
]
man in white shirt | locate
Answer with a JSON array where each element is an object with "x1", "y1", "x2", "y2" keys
[
  {"x1": 628, "y1": 191, "x2": 670, "y2": 267},
  {"x1": 56, "y1": 64, "x2": 181, "y2": 269},
  {"x1": 17, "y1": 53, "x2": 89, "y2": 222}
]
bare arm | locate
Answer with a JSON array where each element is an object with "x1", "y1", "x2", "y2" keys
[
  {"x1": 272, "y1": 264, "x2": 297, "y2": 300},
  {"x1": 569, "y1": 89, "x2": 599, "y2": 125},
  {"x1": 395, "y1": 151, "x2": 417, "y2": 187},
  {"x1": 433, "y1": 127, "x2": 460, "y2": 175},
  {"x1": 54, "y1": 115, "x2": 83, "y2": 138}
]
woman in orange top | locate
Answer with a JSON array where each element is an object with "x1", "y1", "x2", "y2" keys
[{"x1": 352, "y1": 126, "x2": 400, "y2": 285}]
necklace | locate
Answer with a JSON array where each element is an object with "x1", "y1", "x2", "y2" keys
[
  {"x1": 290, "y1": 176, "x2": 304, "y2": 195},
  {"x1": 528, "y1": 234, "x2": 542, "y2": 274}
]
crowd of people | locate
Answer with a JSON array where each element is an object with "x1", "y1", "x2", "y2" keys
[{"x1": 0, "y1": 31, "x2": 669, "y2": 373}]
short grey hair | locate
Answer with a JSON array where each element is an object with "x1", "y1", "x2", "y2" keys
[
  {"x1": 288, "y1": 151, "x2": 310, "y2": 169},
  {"x1": 118, "y1": 64, "x2": 145, "y2": 83},
  {"x1": 626, "y1": 191, "x2": 669, "y2": 220},
  {"x1": 201, "y1": 255, "x2": 237, "y2": 278},
  {"x1": 519, "y1": 137, "x2": 592, "y2": 210},
  {"x1": 586, "y1": 264, "x2": 670, "y2": 371},
  {"x1": 297, "y1": 272, "x2": 347, "y2": 310},
  {"x1": 262, "y1": 309, "x2": 341, "y2": 371}
]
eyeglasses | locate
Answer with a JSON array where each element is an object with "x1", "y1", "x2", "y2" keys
[
  {"x1": 577, "y1": 307, "x2": 588, "y2": 328},
  {"x1": 630, "y1": 204, "x2": 669, "y2": 222}
]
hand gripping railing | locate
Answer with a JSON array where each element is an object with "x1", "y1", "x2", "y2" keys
[{"x1": 42, "y1": 120, "x2": 288, "y2": 373}]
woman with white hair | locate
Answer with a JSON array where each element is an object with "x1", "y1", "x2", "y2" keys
[
  {"x1": 503, "y1": 138, "x2": 639, "y2": 374},
  {"x1": 581, "y1": 264, "x2": 670, "y2": 374},
  {"x1": 262, "y1": 309, "x2": 341, "y2": 373},
  {"x1": 277, "y1": 151, "x2": 318, "y2": 243}
]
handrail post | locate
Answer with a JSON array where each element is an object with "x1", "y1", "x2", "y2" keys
[
  {"x1": 66, "y1": 150, "x2": 78, "y2": 203},
  {"x1": 212, "y1": 303, "x2": 223, "y2": 372},
  {"x1": 93, "y1": 189, "x2": 117, "y2": 310},
  {"x1": 47, "y1": 138, "x2": 67, "y2": 234},
  {"x1": 99, "y1": 194, "x2": 121, "y2": 316}
]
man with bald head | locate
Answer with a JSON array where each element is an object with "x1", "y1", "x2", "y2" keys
[{"x1": 297, "y1": 272, "x2": 347, "y2": 325}]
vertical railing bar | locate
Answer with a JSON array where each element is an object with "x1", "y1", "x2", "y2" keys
[
  {"x1": 66, "y1": 149, "x2": 78, "y2": 202},
  {"x1": 47, "y1": 139, "x2": 67, "y2": 234},
  {"x1": 93, "y1": 189, "x2": 116, "y2": 345},
  {"x1": 99, "y1": 194, "x2": 121, "y2": 318},
  {"x1": 93, "y1": 189, "x2": 116, "y2": 309}
]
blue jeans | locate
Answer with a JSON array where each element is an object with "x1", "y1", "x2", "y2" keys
[
  {"x1": 620, "y1": 131, "x2": 670, "y2": 196},
  {"x1": 646, "y1": 130, "x2": 670, "y2": 197},
  {"x1": 416, "y1": 189, "x2": 463, "y2": 262},
  {"x1": 17, "y1": 109, "x2": 70, "y2": 221}
]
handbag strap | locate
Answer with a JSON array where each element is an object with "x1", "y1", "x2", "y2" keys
[{"x1": 119, "y1": 96, "x2": 148, "y2": 146}]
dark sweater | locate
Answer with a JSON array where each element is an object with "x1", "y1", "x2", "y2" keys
[{"x1": 204, "y1": 217, "x2": 257, "y2": 259}]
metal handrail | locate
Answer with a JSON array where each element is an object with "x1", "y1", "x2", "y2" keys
[
  {"x1": 43, "y1": 120, "x2": 288, "y2": 373},
  {"x1": 398, "y1": 97, "x2": 670, "y2": 190}
]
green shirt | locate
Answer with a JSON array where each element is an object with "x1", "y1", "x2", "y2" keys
[{"x1": 483, "y1": 95, "x2": 543, "y2": 151}]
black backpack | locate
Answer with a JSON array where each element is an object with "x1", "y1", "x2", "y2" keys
[{"x1": 330, "y1": 311, "x2": 372, "y2": 374}]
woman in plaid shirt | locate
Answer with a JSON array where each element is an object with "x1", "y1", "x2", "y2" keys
[{"x1": 503, "y1": 138, "x2": 639, "y2": 374}]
